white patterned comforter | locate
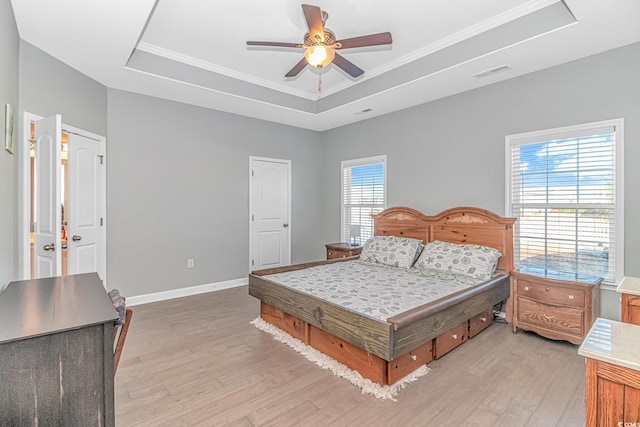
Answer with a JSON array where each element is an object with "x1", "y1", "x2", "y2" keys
[{"x1": 263, "y1": 260, "x2": 482, "y2": 323}]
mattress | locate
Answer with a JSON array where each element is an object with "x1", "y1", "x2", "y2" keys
[{"x1": 263, "y1": 260, "x2": 482, "y2": 323}]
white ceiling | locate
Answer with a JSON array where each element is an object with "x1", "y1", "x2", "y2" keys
[{"x1": 10, "y1": 0, "x2": 640, "y2": 131}]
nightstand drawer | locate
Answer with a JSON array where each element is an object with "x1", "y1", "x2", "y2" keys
[
  {"x1": 517, "y1": 279, "x2": 585, "y2": 308},
  {"x1": 517, "y1": 298, "x2": 584, "y2": 335},
  {"x1": 325, "y1": 243, "x2": 363, "y2": 260},
  {"x1": 327, "y1": 249, "x2": 354, "y2": 259}
]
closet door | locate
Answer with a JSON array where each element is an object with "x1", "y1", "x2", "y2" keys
[
  {"x1": 67, "y1": 133, "x2": 104, "y2": 277},
  {"x1": 250, "y1": 157, "x2": 291, "y2": 270}
]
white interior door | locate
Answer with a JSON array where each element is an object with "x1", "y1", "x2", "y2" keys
[
  {"x1": 250, "y1": 157, "x2": 291, "y2": 270},
  {"x1": 67, "y1": 132, "x2": 105, "y2": 278},
  {"x1": 33, "y1": 115, "x2": 62, "y2": 278}
]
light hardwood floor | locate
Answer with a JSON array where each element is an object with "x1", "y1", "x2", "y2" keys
[{"x1": 115, "y1": 286, "x2": 586, "y2": 426}]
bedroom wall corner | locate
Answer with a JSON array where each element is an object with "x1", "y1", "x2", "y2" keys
[{"x1": 18, "y1": 41, "x2": 108, "y2": 136}]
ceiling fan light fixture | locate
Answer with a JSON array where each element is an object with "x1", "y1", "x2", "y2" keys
[
  {"x1": 304, "y1": 45, "x2": 335, "y2": 68},
  {"x1": 247, "y1": 4, "x2": 392, "y2": 79}
]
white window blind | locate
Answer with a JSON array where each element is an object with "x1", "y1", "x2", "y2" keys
[
  {"x1": 506, "y1": 120, "x2": 624, "y2": 286},
  {"x1": 341, "y1": 155, "x2": 386, "y2": 245}
]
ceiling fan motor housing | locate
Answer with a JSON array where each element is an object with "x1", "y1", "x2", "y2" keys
[{"x1": 304, "y1": 30, "x2": 336, "y2": 46}]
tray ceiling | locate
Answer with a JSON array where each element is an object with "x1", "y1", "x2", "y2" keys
[{"x1": 10, "y1": 0, "x2": 640, "y2": 131}]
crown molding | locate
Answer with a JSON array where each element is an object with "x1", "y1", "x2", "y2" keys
[{"x1": 136, "y1": 41, "x2": 319, "y2": 101}]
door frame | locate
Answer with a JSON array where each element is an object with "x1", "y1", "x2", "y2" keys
[
  {"x1": 248, "y1": 156, "x2": 292, "y2": 271},
  {"x1": 18, "y1": 111, "x2": 107, "y2": 283}
]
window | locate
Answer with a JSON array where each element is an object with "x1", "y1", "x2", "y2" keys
[
  {"x1": 341, "y1": 155, "x2": 386, "y2": 246},
  {"x1": 506, "y1": 120, "x2": 624, "y2": 288}
]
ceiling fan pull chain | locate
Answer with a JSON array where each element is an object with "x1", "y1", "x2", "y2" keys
[{"x1": 318, "y1": 74, "x2": 322, "y2": 93}]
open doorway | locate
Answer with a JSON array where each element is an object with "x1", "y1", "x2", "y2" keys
[{"x1": 19, "y1": 112, "x2": 107, "y2": 283}]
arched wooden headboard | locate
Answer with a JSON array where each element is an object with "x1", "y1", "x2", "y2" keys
[{"x1": 372, "y1": 206, "x2": 516, "y2": 273}]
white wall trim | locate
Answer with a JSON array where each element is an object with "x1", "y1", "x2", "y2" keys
[{"x1": 125, "y1": 277, "x2": 247, "y2": 307}]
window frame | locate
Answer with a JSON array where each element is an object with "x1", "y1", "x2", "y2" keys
[
  {"x1": 505, "y1": 119, "x2": 624, "y2": 290},
  {"x1": 340, "y1": 155, "x2": 387, "y2": 245}
]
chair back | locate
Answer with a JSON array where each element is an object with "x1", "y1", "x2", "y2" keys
[
  {"x1": 114, "y1": 307, "x2": 133, "y2": 372},
  {"x1": 108, "y1": 289, "x2": 133, "y2": 374}
]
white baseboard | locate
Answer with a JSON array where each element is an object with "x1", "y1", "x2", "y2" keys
[{"x1": 125, "y1": 277, "x2": 246, "y2": 306}]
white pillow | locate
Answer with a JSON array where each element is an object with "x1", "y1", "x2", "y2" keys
[
  {"x1": 359, "y1": 236, "x2": 423, "y2": 269},
  {"x1": 413, "y1": 240, "x2": 502, "y2": 281}
]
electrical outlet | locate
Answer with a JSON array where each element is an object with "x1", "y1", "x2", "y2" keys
[{"x1": 187, "y1": 258, "x2": 194, "y2": 268}]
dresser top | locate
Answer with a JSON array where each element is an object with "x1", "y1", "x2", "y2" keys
[
  {"x1": 0, "y1": 273, "x2": 118, "y2": 344},
  {"x1": 578, "y1": 318, "x2": 640, "y2": 371},
  {"x1": 325, "y1": 242, "x2": 363, "y2": 251},
  {"x1": 617, "y1": 276, "x2": 640, "y2": 296},
  {"x1": 514, "y1": 266, "x2": 602, "y2": 285}
]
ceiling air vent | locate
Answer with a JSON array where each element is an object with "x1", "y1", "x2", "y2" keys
[
  {"x1": 353, "y1": 108, "x2": 374, "y2": 115},
  {"x1": 473, "y1": 65, "x2": 511, "y2": 78}
]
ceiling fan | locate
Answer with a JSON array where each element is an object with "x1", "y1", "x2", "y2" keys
[{"x1": 247, "y1": 4, "x2": 392, "y2": 79}]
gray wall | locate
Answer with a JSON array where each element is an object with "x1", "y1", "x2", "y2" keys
[
  {"x1": 19, "y1": 41, "x2": 107, "y2": 136},
  {"x1": 0, "y1": 0, "x2": 19, "y2": 290},
  {"x1": 106, "y1": 89, "x2": 323, "y2": 297},
  {"x1": 321, "y1": 42, "x2": 640, "y2": 320},
  {"x1": 8, "y1": 23, "x2": 638, "y2": 320}
]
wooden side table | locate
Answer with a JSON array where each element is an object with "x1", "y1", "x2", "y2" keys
[
  {"x1": 617, "y1": 276, "x2": 640, "y2": 325},
  {"x1": 325, "y1": 242, "x2": 362, "y2": 260},
  {"x1": 511, "y1": 268, "x2": 601, "y2": 345}
]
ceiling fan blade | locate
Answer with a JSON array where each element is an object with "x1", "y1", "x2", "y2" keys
[
  {"x1": 332, "y1": 53, "x2": 364, "y2": 78},
  {"x1": 285, "y1": 57, "x2": 308, "y2": 78},
  {"x1": 302, "y1": 4, "x2": 325, "y2": 43},
  {"x1": 335, "y1": 32, "x2": 393, "y2": 50},
  {"x1": 247, "y1": 41, "x2": 303, "y2": 48}
]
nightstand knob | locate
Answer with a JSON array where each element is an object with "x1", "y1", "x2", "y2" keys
[
  {"x1": 524, "y1": 286, "x2": 529, "y2": 291},
  {"x1": 452, "y1": 334, "x2": 458, "y2": 340},
  {"x1": 480, "y1": 317, "x2": 487, "y2": 322},
  {"x1": 545, "y1": 287, "x2": 550, "y2": 292},
  {"x1": 569, "y1": 295, "x2": 574, "y2": 300}
]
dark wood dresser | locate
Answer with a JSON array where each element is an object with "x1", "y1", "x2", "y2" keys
[
  {"x1": 0, "y1": 273, "x2": 118, "y2": 426},
  {"x1": 325, "y1": 242, "x2": 363, "y2": 260},
  {"x1": 511, "y1": 268, "x2": 601, "y2": 344}
]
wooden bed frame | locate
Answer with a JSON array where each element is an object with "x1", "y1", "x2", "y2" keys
[{"x1": 249, "y1": 206, "x2": 516, "y2": 385}]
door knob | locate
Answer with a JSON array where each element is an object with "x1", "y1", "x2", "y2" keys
[
  {"x1": 43, "y1": 243, "x2": 55, "y2": 251},
  {"x1": 283, "y1": 223, "x2": 289, "y2": 228},
  {"x1": 72, "y1": 235, "x2": 82, "y2": 241}
]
